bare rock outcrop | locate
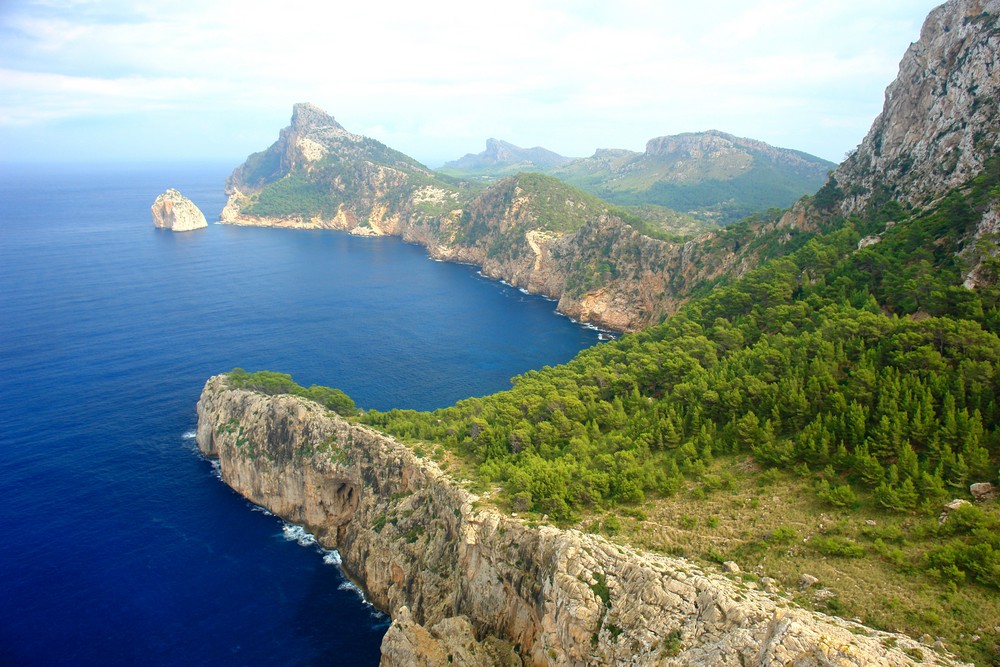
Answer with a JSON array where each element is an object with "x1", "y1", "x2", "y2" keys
[
  {"x1": 150, "y1": 188, "x2": 207, "y2": 231},
  {"x1": 835, "y1": 0, "x2": 1000, "y2": 215},
  {"x1": 195, "y1": 376, "x2": 968, "y2": 666}
]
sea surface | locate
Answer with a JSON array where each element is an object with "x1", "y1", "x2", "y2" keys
[{"x1": 0, "y1": 163, "x2": 600, "y2": 666}]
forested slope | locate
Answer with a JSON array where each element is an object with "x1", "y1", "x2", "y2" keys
[{"x1": 358, "y1": 157, "x2": 1000, "y2": 663}]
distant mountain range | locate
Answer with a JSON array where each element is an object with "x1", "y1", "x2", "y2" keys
[
  {"x1": 441, "y1": 131, "x2": 835, "y2": 225},
  {"x1": 440, "y1": 138, "x2": 574, "y2": 175}
]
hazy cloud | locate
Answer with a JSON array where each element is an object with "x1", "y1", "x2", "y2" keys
[{"x1": 0, "y1": 0, "x2": 941, "y2": 164}]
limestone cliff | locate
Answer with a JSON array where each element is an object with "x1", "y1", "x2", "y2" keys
[
  {"x1": 220, "y1": 113, "x2": 766, "y2": 333},
  {"x1": 218, "y1": 0, "x2": 998, "y2": 333},
  {"x1": 150, "y1": 188, "x2": 208, "y2": 231},
  {"x1": 196, "y1": 376, "x2": 967, "y2": 666},
  {"x1": 834, "y1": 0, "x2": 999, "y2": 214}
]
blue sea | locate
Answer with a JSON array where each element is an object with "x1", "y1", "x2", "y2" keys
[{"x1": 0, "y1": 163, "x2": 600, "y2": 666}]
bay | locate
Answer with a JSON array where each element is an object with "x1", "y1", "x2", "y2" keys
[{"x1": 0, "y1": 163, "x2": 599, "y2": 666}]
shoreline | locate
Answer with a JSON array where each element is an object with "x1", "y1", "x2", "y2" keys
[
  {"x1": 196, "y1": 376, "x2": 967, "y2": 666},
  {"x1": 216, "y1": 213, "x2": 634, "y2": 334}
]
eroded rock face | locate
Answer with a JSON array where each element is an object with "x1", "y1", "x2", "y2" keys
[
  {"x1": 835, "y1": 0, "x2": 1000, "y2": 214},
  {"x1": 195, "y1": 376, "x2": 968, "y2": 666},
  {"x1": 150, "y1": 189, "x2": 208, "y2": 231}
]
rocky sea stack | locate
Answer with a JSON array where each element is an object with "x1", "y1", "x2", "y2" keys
[{"x1": 151, "y1": 189, "x2": 208, "y2": 231}]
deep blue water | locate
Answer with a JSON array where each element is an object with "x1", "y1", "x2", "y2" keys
[{"x1": 0, "y1": 163, "x2": 599, "y2": 666}]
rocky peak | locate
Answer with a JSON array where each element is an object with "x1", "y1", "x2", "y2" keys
[
  {"x1": 835, "y1": 0, "x2": 1000, "y2": 214},
  {"x1": 645, "y1": 130, "x2": 741, "y2": 159},
  {"x1": 644, "y1": 130, "x2": 832, "y2": 172},
  {"x1": 483, "y1": 138, "x2": 516, "y2": 163},
  {"x1": 444, "y1": 139, "x2": 572, "y2": 172},
  {"x1": 289, "y1": 102, "x2": 344, "y2": 134},
  {"x1": 591, "y1": 148, "x2": 638, "y2": 159}
]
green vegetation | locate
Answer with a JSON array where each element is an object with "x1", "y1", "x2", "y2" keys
[
  {"x1": 363, "y1": 176, "x2": 1000, "y2": 519},
  {"x1": 547, "y1": 145, "x2": 834, "y2": 226},
  {"x1": 227, "y1": 368, "x2": 357, "y2": 416},
  {"x1": 231, "y1": 157, "x2": 1000, "y2": 663},
  {"x1": 243, "y1": 171, "x2": 342, "y2": 218},
  {"x1": 241, "y1": 136, "x2": 463, "y2": 221},
  {"x1": 354, "y1": 161, "x2": 1000, "y2": 662}
]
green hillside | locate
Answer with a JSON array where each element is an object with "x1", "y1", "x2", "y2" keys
[
  {"x1": 358, "y1": 158, "x2": 1000, "y2": 664},
  {"x1": 548, "y1": 133, "x2": 835, "y2": 225},
  {"x1": 440, "y1": 132, "x2": 835, "y2": 226}
]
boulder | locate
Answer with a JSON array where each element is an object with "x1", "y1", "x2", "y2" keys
[
  {"x1": 151, "y1": 188, "x2": 208, "y2": 231},
  {"x1": 970, "y1": 482, "x2": 998, "y2": 502},
  {"x1": 939, "y1": 498, "x2": 972, "y2": 524}
]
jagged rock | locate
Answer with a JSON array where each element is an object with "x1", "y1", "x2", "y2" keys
[
  {"x1": 835, "y1": 0, "x2": 1000, "y2": 215},
  {"x1": 220, "y1": 108, "x2": 750, "y2": 332},
  {"x1": 379, "y1": 607, "x2": 519, "y2": 667},
  {"x1": 150, "y1": 189, "x2": 207, "y2": 231},
  {"x1": 970, "y1": 482, "x2": 999, "y2": 501},
  {"x1": 195, "y1": 377, "x2": 967, "y2": 666},
  {"x1": 963, "y1": 202, "x2": 1000, "y2": 289},
  {"x1": 799, "y1": 574, "x2": 819, "y2": 590}
]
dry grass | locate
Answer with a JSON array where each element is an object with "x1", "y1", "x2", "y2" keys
[{"x1": 572, "y1": 456, "x2": 1000, "y2": 665}]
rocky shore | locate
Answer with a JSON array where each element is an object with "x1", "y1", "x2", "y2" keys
[{"x1": 195, "y1": 375, "x2": 967, "y2": 666}]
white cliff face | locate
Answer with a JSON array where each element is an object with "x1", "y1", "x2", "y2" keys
[
  {"x1": 150, "y1": 189, "x2": 208, "y2": 231},
  {"x1": 195, "y1": 377, "x2": 969, "y2": 667},
  {"x1": 835, "y1": 0, "x2": 1000, "y2": 214}
]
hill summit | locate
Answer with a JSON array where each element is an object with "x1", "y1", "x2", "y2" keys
[{"x1": 441, "y1": 138, "x2": 573, "y2": 175}]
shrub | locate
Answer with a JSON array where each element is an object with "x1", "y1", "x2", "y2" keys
[{"x1": 811, "y1": 535, "x2": 866, "y2": 558}]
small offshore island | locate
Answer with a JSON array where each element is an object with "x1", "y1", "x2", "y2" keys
[
  {"x1": 151, "y1": 188, "x2": 207, "y2": 231},
  {"x1": 195, "y1": 0, "x2": 1000, "y2": 664}
]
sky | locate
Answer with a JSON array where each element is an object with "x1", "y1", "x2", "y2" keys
[{"x1": 0, "y1": 0, "x2": 944, "y2": 167}]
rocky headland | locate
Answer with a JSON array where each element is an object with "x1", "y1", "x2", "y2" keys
[
  {"x1": 217, "y1": 107, "x2": 798, "y2": 333},
  {"x1": 215, "y1": 0, "x2": 998, "y2": 334},
  {"x1": 151, "y1": 188, "x2": 208, "y2": 231},
  {"x1": 196, "y1": 376, "x2": 968, "y2": 666}
]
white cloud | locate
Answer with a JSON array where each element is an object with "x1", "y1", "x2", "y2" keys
[{"x1": 0, "y1": 0, "x2": 942, "y2": 163}]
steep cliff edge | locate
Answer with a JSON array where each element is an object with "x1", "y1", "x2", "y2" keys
[
  {"x1": 834, "y1": 0, "x2": 999, "y2": 214},
  {"x1": 196, "y1": 376, "x2": 967, "y2": 666}
]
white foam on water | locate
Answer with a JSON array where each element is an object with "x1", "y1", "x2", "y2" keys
[
  {"x1": 338, "y1": 579, "x2": 371, "y2": 606},
  {"x1": 181, "y1": 430, "x2": 197, "y2": 439},
  {"x1": 281, "y1": 523, "x2": 317, "y2": 547},
  {"x1": 271, "y1": 521, "x2": 385, "y2": 614}
]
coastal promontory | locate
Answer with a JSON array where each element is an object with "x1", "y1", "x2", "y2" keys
[{"x1": 151, "y1": 189, "x2": 208, "y2": 231}]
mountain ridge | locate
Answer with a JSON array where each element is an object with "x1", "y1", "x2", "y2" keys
[
  {"x1": 439, "y1": 130, "x2": 835, "y2": 225},
  {"x1": 441, "y1": 138, "x2": 574, "y2": 174}
]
